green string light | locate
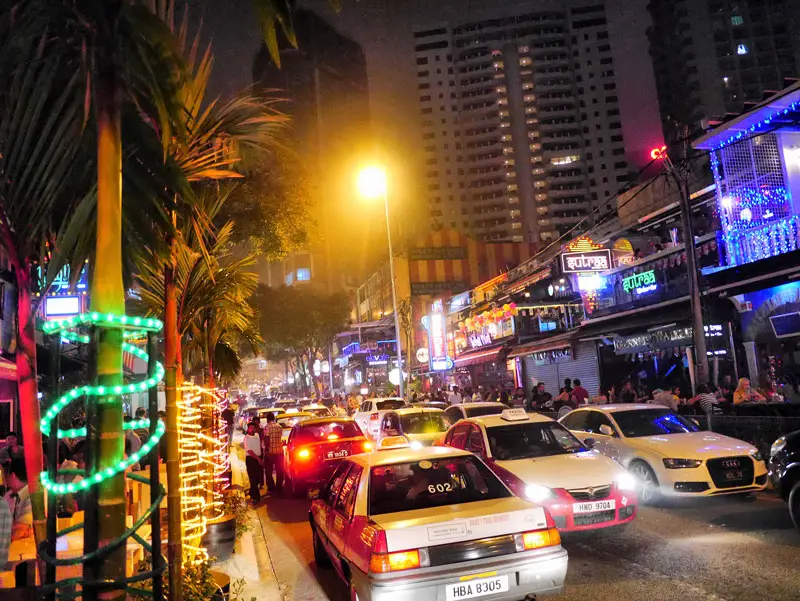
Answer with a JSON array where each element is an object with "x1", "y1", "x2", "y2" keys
[{"x1": 40, "y1": 312, "x2": 165, "y2": 494}]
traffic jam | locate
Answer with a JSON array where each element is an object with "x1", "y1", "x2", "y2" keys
[{"x1": 253, "y1": 399, "x2": 775, "y2": 600}]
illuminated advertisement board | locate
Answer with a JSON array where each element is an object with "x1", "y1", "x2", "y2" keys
[{"x1": 427, "y1": 301, "x2": 453, "y2": 371}]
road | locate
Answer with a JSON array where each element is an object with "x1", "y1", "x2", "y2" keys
[{"x1": 254, "y1": 491, "x2": 800, "y2": 601}]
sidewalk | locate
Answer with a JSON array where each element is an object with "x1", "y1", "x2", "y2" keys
[{"x1": 216, "y1": 445, "x2": 282, "y2": 601}]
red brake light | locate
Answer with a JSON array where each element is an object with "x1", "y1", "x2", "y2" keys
[
  {"x1": 369, "y1": 549, "x2": 421, "y2": 573},
  {"x1": 296, "y1": 448, "x2": 311, "y2": 461},
  {"x1": 370, "y1": 413, "x2": 379, "y2": 421},
  {"x1": 362, "y1": 441, "x2": 373, "y2": 452},
  {"x1": 327, "y1": 434, "x2": 339, "y2": 441}
]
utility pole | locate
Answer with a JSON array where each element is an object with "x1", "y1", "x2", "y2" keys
[{"x1": 662, "y1": 127, "x2": 709, "y2": 388}]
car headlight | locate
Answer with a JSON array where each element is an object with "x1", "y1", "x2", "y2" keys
[
  {"x1": 525, "y1": 485, "x2": 554, "y2": 503},
  {"x1": 409, "y1": 440, "x2": 423, "y2": 450},
  {"x1": 662, "y1": 458, "x2": 702, "y2": 469},
  {"x1": 770, "y1": 437, "x2": 786, "y2": 459},
  {"x1": 616, "y1": 472, "x2": 637, "y2": 491},
  {"x1": 749, "y1": 449, "x2": 763, "y2": 462}
]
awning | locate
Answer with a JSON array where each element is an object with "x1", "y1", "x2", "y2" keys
[
  {"x1": 577, "y1": 297, "x2": 691, "y2": 340},
  {"x1": 453, "y1": 346, "x2": 504, "y2": 367},
  {"x1": 508, "y1": 331, "x2": 574, "y2": 358},
  {"x1": 704, "y1": 249, "x2": 800, "y2": 297}
]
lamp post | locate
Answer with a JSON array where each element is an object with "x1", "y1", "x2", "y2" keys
[{"x1": 357, "y1": 166, "x2": 404, "y2": 398}]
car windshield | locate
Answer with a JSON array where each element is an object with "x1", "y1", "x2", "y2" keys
[
  {"x1": 400, "y1": 412, "x2": 452, "y2": 434},
  {"x1": 487, "y1": 422, "x2": 587, "y2": 460},
  {"x1": 376, "y1": 399, "x2": 406, "y2": 411},
  {"x1": 305, "y1": 407, "x2": 330, "y2": 416},
  {"x1": 612, "y1": 409, "x2": 701, "y2": 437},
  {"x1": 278, "y1": 414, "x2": 311, "y2": 429},
  {"x1": 292, "y1": 421, "x2": 362, "y2": 444},
  {"x1": 368, "y1": 456, "x2": 511, "y2": 515},
  {"x1": 465, "y1": 405, "x2": 505, "y2": 418}
]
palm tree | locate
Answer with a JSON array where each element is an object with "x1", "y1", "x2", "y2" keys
[{"x1": 0, "y1": 30, "x2": 88, "y2": 555}]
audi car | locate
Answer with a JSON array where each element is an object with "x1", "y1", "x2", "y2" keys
[
  {"x1": 560, "y1": 405, "x2": 768, "y2": 502},
  {"x1": 441, "y1": 408, "x2": 637, "y2": 532},
  {"x1": 769, "y1": 429, "x2": 800, "y2": 529},
  {"x1": 284, "y1": 417, "x2": 372, "y2": 496},
  {"x1": 309, "y1": 446, "x2": 568, "y2": 601}
]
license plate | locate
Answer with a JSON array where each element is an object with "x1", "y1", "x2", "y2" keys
[
  {"x1": 445, "y1": 575, "x2": 509, "y2": 601},
  {"x1": 573, "y1": 500, "x2": 616, "y2": 514},
  {"x1": 326, "y1": 449, "x2": 349, "y2": 460},
  {"x1": 724, "y1": 470, "x2": 743, "y2": 480}
]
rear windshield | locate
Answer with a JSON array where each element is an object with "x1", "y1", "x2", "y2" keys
[
  {"x1": 400, "y1": 412, "x2": 452, "y2": 434},
  {"x1": 368, "y1": 456, "x2": 511, "y2": 515},
  {"x1": 488, "y1": 422, "x2": 587, "y2": 460},
  {"x1": 277, "y1": 415, "x2": 310, "y2": 429},
  {"x1": 376, "y1": 399, "x2": 406, "y2": 411},
  {"x1": 292, "y1": 421, "x2": 363, "y2": 444},
  {"x1": 464, "y1": 405, "x2": 505, "y2": 418}
]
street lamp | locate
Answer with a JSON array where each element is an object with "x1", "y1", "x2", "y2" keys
[{"x1": 357, "y1": 166, "x2": 404, "y2": 398}]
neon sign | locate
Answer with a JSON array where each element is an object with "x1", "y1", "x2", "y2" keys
[
  {"x1": 560, "y1": 237, "x2": 611, "y2": 273},
  {"x1": 428, "y1": 302, "x2": 452, "y2": 371},
  {"x1": 622, "y1": 270, "x2": 657, "y2": 295}
]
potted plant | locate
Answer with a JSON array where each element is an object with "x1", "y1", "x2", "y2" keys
[{"x1": 202, "y1": 489, "x2": 250, "y2": 563}]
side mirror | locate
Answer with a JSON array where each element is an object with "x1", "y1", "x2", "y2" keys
[
  {"x1": 599, "y1": 424, "x2": 615, "y2": 437},
  {"x1": 690, "y1": 418, "x2": 700, "y2": 428},
  {"x1": 584, "y1": 437, "x2": 596, "y2": 449}
]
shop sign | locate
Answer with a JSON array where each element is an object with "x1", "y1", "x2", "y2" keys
[
  {"x1": 613, "y1": 324, "x2": 725, "y2": 353},
  {"x1": 428, "y1": 306, "x2": 452, "y2": 371},
  {"x1": 411, "y1": 281, "x2": 466, "y2": 295},
  {"x1": 531, "y1": 347, "x2": 572, "y2": 365},
  {"x1": 622, "y1": 270, "x2": 658, "y2": 295},
  {"x1": 560, "y1": 236, "x2": 611, "y2": 273},
  {"x1": 448, "y1": 292, "x2": 471, "y2": 313},
  {"x1": 468, "y1": 332, "x2": 493, "y2": 349},
  {"x1": 367, "y1": 354, "x2": 389, "y2": 366},
  {"x1": 409, "y1": 246, "x2": 467, "y2": 260},
  {"x1": 415, "y1": 347, "x2": 429, "y2": 364}
]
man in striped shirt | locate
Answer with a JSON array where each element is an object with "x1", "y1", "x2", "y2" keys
[{"x1": 689, "y1": 384, "x2": 720, "y2": 414}]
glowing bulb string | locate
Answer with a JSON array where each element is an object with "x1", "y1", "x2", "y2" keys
[{"x1": 37, "y1": 311, "x2": 167, "y2": 599}]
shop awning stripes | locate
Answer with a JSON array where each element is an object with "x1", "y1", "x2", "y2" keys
[
  {"x1": 453, "y1": 347, "x2": 503, "y2": 367},
  {"x1": 508, "y1": 332, "x2": 574, "y2": 358}
]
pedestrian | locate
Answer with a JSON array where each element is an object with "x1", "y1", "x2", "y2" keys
[
  {"x1": 487, "y1": 386, "x2": 499, "y2": 402},
  {"x1": 689, "y1": 383, "x2": 721, "y2": 415},
  {"x1": 718, "y1": 374, "x2": 735, "y2": 402},
  {"x1": 513, "y1": 387, "x2": 525, "y2": 407},
  {"x1": 462, "y1": 387, "x2": 473, "y2": 403},
  {"x1": 652, "y1": 388, "x2": 678, "y2": 411},
  {"x1": 0, "y1": 481, "x2": 11, "y2": 569},
  {"x1": 572, "y1": 379, "x2": 589, "y2": 405},
  {"x1": 499, "y1": 388, "x2": 511, "y2": 406},
  {"x1": 619, "y1": 380, "x2": 638, "y2": 404},
  {"x1": 5, "y1": 459, "x2": 32, "y2": 541},
  {"x1": 221, "y1": 402, "x2": 236, "y2": 449},
  {"x1": 0, "y1": 433, "x2": 24, "y2": 469},
  {"x1": 472, "y1": 387, "x2": 482, "y2": 402},
  {"x1": 447, "y1": 386, "x2": 461, "y2": 405},
  {"x1": 134, "y1": 407, "x2": 150, "y2": 445},
  {"x1": 123, "y1": 416, "x2": 142, "y2": 469},
  {"x1": 734, "y1": 378, "x2": 766, "y2": 404},
  {"x1": 608, "y1": 384, "x2": 617, "y2": 404},
  {"x1": 560, "y1": 378, "x2": 573, "y2": 397},
  {"x1": 263, "y1": 412, "x2": 285, "y2": 495},
  {"x1": 592, "y1": 386, "x2": 611, "y2": 405},
  {"x1": 242, "y1": 423, "x2": 263, "y2": 503},
  {"x1": 527, "y1": 382, "x2": 553, "y2": 411}
]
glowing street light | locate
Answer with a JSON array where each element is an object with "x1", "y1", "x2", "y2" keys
[{"x1": 356, "y1": 165, "x2": 404, "y2": 398}]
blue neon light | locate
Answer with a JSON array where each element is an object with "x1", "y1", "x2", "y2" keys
[{"x1": 710, "y1": 100, "x2": 800, "y2": 151}]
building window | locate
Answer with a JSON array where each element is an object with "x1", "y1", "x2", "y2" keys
[
  {"x1": 417, "y1": 57, "x2": 428, "y2": 66},
  {"x1": 285, "y1": 271, "x2": 294, "y2": 285},
  {"x1": 297, "y1": 268, "x2": 311, "y2": 282}
]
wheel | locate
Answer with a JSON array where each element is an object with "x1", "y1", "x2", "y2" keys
[
  {"x1": 630, "y1": 460, "x2": 661, "y2": 504},
  {"x1": 312, "y1": 528, "x2": 332, "y2": 568},
  {"x1": 789, "y1": 480, "x2": 800, "y2": 530}
]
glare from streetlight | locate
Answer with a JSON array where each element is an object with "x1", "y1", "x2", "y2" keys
[{"x1": 357, "y1": 165, "x2": 387, "y2": 199}]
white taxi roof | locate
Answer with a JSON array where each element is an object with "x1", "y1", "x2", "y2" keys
[
  {"x1": 348, "y1": 445, "x2": 471, "y2": 468},
  {"x1": 472, "y1": 409, "x2": 555, "y2": 429}
]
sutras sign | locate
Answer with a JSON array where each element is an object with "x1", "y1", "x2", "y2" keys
[{"x1": 560, "y1": 249, "x2": 612, "y2": 273}]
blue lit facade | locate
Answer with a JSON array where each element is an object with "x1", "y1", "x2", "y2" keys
[{"x1": 696, "y1": 89, "x2": 800, "y2": 266}]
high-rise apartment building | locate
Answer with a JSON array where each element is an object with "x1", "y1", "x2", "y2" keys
[
  {"x1": 414, "y1": 2, "x2": 630, "y2": 244},
  {"x1": 253, "y1": 9, "x2": 371, "y2": 289},
  {"x1": 648, "y1": 0, "x2": 800, "y2": 140}
]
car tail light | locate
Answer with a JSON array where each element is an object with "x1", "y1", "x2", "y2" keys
[
  {"x1": 369, "y1": 549, "x2": 421, "y2": 573},
  {"x1": 370, "y1": 413, "x2": 379, "y2": 421},
  {"x1": 296, "y1": 448, "x2": 311, "y2": 461},
  {"x1": 362, "y1": 441, "x2": 373, "y2": 452},
  {"x1": 514, "y1": 527, "x2": 560, "y2": 552}
]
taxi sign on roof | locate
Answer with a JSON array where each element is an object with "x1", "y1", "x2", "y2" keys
[
  {"x1": 378, "y1": 435, "x2": 410, "y2": 450},
  {"x1": 500, "y1": 408, "x2": 529, "y2": 422}
]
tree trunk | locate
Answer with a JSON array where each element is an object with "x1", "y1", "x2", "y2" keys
[
  {"x1": 164, "y1": 261, "x2": 183, "y2": 599},
  {"x1": 91, "y1": 31, "x2": 127, "y2": 596},
  {"x1": 309, "y1": 349, "x2": 322, "y2": 398},
  {"x1": 15, "y1": 269, "x2": 46, "y2": 557}
]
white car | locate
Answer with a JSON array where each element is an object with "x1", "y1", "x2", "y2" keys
[
  {"x1": 559, "y1": 404, "x2": 768, "y2": 502},
  {"x1": 310, "y1": 446, "x2": 568, "y2": 600},
  {"x1": 302, "y1": 404, "x2": 334, "y2": 418},
  {"x1": 353, "y1": 397, "x2": 407, "y2": 439},
  {"x1": 444, "y1": 402, "x2": 507, "y2": 423},
  {"x1": 442, "y1": 408, "x2": 637, "y2": 532},
  {"x1": 377, "y1": 407, "x2": 453, "y2": 449}
]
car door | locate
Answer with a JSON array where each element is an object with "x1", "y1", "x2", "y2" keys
[
  {"x1": 465, "y1": 425, "x2": 488, "y2": 461},
  {"x1": 329, "y1": 463, "x2": 363, "y2": 577},
  {"x1": 445, "y1": 423, "x2": 472, "y2": 450},
  {"x1": 316, "y1": 462, "x2": 351, "y2": 562}
]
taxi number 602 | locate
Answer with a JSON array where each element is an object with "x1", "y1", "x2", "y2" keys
[{"x1": 427, "y1": 483, "x2": 453, "y2": 493}]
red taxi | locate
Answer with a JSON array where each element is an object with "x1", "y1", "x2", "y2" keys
[
  {"x1": 441, "y1": 408, "x2": 637, "y2": 532},
  {"x1": 309, "y1": 444, "x2": 568, "y2": 601},
  {"x1": 284, "y1": 417, "x2": 372, "y2": 496}
]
